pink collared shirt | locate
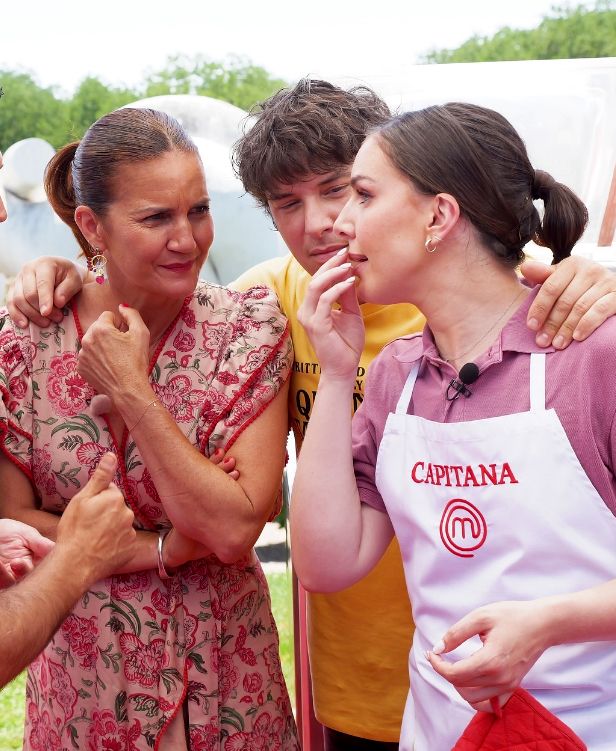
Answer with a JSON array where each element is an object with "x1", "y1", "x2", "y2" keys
[{"x1": 354, "y1": 287, "x2": 616, "y2": 515}]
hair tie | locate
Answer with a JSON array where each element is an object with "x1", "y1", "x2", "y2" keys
[{"x1": 531, "y1": 170, "x2": 556, "y2": 201}]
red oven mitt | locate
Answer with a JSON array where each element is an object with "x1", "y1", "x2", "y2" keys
[{"x1": 452, "y1": 688, "x2": 587, "y2": 750}]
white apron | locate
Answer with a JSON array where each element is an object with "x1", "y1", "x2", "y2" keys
[{"x1": 374, "y1": 353, "x2": 616, "y2": 750}]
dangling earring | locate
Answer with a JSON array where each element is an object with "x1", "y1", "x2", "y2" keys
[
  {"x1": 90, "y1": 249, "x2": 107, "y2": 284},
  {"x1": 424, "y1": 235, "x2": 441, "y2": 253}
]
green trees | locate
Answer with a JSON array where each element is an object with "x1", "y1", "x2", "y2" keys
[
  {"x1": 423, "y1": 2, "x2": 616, "y2": 63},
  {"x1": 143, "y1": 55, "x2": 287, "y2": 112},
  {"x1": 0, "y1": 71, "x2": 66, "y2": 151},
  {"x1": 0, "y1": 56, "x2": 287, "y2": 151}
]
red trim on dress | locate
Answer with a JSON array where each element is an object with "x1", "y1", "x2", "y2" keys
[
  {"x1": 0, "y1": 384, "x2": 34, "y2": 443},
  {"x1": 0, "y1": 421, "x2": 34, "y2": 482},
  {"x1": 154, "y1": 657, "x2": 190, "y2": 751},
  {"x1": 224, "y1": 340, "x2": 292, "y2": 454}
]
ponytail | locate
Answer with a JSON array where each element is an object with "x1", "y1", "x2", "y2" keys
[
  {"x1": 532, "y1": 170, "x2": 588, "y2": 264},
  {"x1": 44, "y1": 142, "x2": 92, "y2": 257}
]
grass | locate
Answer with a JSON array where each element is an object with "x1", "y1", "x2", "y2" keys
[
  {"x1": 0, "y1": 570, "x2": 294, "y2": 747},
  {"x1": 267, "y1": 569, "x2": 295, "y2": 701},
  {"x1": 0, "y1": 672, "x2": 26, "y2": 750}
]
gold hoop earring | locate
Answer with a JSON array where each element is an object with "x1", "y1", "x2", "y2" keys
[{"x1": 424, "y1": 235, "x2": 441, "y2": 254}]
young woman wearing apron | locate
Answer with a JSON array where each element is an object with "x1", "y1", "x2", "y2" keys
[{"x1": 291, "y1": 103, "x2": 616, "y2": 750}]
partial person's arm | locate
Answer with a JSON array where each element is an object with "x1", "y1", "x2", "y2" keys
[
  {"x1": 76, "y1": 305, "x2": 290, "y2": 564},
  {"x1": 290, "y1": 251, "x2": 394, "y2": 592},
  {"x1": 0, "y1": 452, "x2": 136, "y2": 687},
  {"x1": 520, "y1": 255, "x2": 616, "y2": 347},
  {"x1": 0, "y1": 454, "x2": 208, "y2": 575},
  {"x1": 7, "y1": 257, "x2": 88, "y2": 328}
]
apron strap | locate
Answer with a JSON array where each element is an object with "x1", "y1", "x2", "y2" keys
[
  {"x1": 395, "y1": 362, "x2": 420, "y2": 415},
  {"x1": 529, "y1": 352, "x2": 546, "y2": 412}
]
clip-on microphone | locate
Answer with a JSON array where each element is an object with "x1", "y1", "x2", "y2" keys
[{"x1": 446, "y1": 362, "x2": 480, "y2": 401}]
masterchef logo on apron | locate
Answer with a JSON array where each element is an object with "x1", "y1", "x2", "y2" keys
[
  {"x1": 409, "y1": 460, "x2": 519, "y2": 557},
  {"x1": 439, "y1": 498, "x2": 487, "y2": 557}
]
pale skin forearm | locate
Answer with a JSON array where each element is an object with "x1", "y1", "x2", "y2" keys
[
  {"x1": 0, "y1": 546, "x2": 94, "y2": 687},
  {"x1": 542, "y1": 580, "x2": 616, "y2": 646},
  {"x1": 291, "y1": 376, "x2": 392, "y2": 592}
]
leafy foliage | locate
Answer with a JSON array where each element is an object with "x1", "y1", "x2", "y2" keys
[
  {"x1": 423, "y1": 2, "x2": 616, "y2": 63},
  {"x1": 143, "y1": 54, "x2": 287, "y2": 112},
  {"x1": 0, "y1": 56, "x2": 287, "y2": 151}
]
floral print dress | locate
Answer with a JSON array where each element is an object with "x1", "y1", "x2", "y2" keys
[{"x1": 0, "y1": 282, "x2": 299, "y2": 751}]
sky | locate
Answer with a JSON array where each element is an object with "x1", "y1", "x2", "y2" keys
[{"x1": 1, "y1": 0, "x2": 599, "y2": 95}]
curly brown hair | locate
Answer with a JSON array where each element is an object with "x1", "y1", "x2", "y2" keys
[{"x1": 232, "y1": 78, "x2": 391, "y2": 211}]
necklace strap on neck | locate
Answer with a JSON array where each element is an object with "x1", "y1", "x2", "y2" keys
[{"x1": 441, "y1": 286, "x2": 526, "y2": 364}]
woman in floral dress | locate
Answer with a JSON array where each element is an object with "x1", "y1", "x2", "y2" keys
[{"x1": 0, "y1": 108, "x2": 299, "y2": 750}]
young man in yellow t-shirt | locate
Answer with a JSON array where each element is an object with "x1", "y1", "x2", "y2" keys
[
  {"x1": 9, "y1": 79, "x2": 616, "y2": 750},
  {"x1": 231, "y1": 81, "x2": 420, "y2": 749}
]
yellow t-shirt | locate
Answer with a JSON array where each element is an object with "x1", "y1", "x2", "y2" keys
[{"x1": 233, "y1": 255, "x2": 425, "y2": 741}]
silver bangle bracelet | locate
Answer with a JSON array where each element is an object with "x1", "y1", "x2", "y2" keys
[{"x1": 157, "y1": 529, "x2": 172, "y2": 580}]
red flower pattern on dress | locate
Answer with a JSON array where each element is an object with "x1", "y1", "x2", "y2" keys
[
  {"x1": 202, "y1": 321, "x2": 233, "y2": 358},
  {"x1": 189, "y1": 721, "x2": 219, "y2": 751},
  {"x1": 225, "y1": 396, "x2": 258, "y2": 428},
  {"x1": 0, "y1": 331, "x2": 24, "y2": 376},
  {"x1": 211, "y1": 560, "x2": 248, "y2": 602},
  {"x1": 49, "y1": 659, "x2": 78, "y2": 720},
  {"x1": 86, "y1": 709, "x2": 141, "y2": 751},
  {"x1": 211, "y1": 649, "x2": 240, "y2": 703},
  {"x1": 225, "y1": 711, "x2": 283, "y2": 751},
  {"x1": 243, "y1": 672, "x2": 263, "y2": 693},
  {"x1": 173, "y1": 330, "x2": 196, "y2": 352},
  {"x1": 76, "y1": 441, "x2": 108, "y2": 471},
  {"x1": 216, "y1": 371, "x2": 240, "y2": 386},
  {"x1": 151, "y1": 584, "x2": 182, "y2": 615},
  {"x1": 120, "y1": 633, "x2": 169, "y2": 688},
  {"x1": 61, "y1": 614, "x2": 99, "y2": 670},
  {"x1": 183, "y1": 560, "x2": 211, "y2": 592},
  {"x1": 32, "y1": 446, "x2": 57, "y2": 497},
  {"x1": 46, "y1": 352, "x2": 95, "y2": 416},
  {"x1": 151, "y1": 375, "x2": 208, "y2": 423},
  {"x1": 239, "y1": 344, "x2": 272, "y2": 375},
  {"x1": 180, "y1": 605, "x2": 199, "y2": 650},
  {"x1": 200, "y1": 388, "x2": 229, "y2": 426},
  {"x1": 112, "y1": 572, "x2": 152, "y2": 600},
  {"x1": 264, "y1": 643, "x2": 285, "y2": 687},
  {"x1": 8, "y1": 375, "x2": 27, "y2": 399},
  {"x1": 181, "y1": 306, "x2": 197, "y2": 329},
  {"x1": 246, "y1": 287, "x2": 270, "y2": 301},
  {"x1": 140, "y1": 467, "x2": 160, "y2": 502},
  {"x1": 26, "y1": 702, "x2": 62, "y2": 751},
  {"x1": 233, "y1": 315, "x2": 262, "y2": 338}
]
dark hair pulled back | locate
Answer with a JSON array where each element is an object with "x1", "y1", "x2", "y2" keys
[
  {"x1": 375, "y1": 103, "x2": 588, "y2": 266},
  {"x1": 45, "y1": 107, "x2": 199, "y2": 257}
]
